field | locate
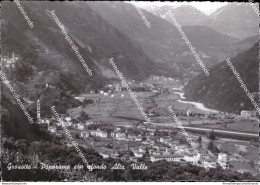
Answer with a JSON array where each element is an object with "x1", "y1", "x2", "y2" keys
[
  {"x1": 68, "y1": 77, "x2": 258, "y2": 134},
  {"x1": 68, "y1": 91, "x2": 156, "y2": 126},
  {"x1": 200, "y1": 121, "x2": 258, "y2": 133}
]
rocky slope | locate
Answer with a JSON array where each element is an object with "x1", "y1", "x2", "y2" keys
[{"x1": 184, "y1": 42, "x2": 259, "y2": 113}]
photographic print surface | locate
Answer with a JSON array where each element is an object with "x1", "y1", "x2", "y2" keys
[{"x1": 0, "y1": 0, "x2": 259, "y2": 182}]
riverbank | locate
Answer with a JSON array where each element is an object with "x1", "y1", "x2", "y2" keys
[{"x1": 173, "y1": 92, "x2": 219, "y2": 113}]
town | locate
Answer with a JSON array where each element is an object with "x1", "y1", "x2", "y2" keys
[{"x1": 33, "y1": 75, "x2": 258, "y2": 175}]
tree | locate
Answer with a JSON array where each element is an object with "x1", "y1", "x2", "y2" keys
[
  {"x1": 197, "y1": 136, "x2": 202, "y2": 143},
  {"x1": 79, "y1": 111, "x2": 89, "y2": 121},
  {"x1": 13, "y1": 62, "x2": 33, "y2": 82},
  {"x1": 249, "y1": 160, "x2": 254, "y2": 168},
  {"x1": 208, "y1": 130, "x2": 215, "y2": 140},
  {"x1": 207, "y1": 141, "x2": 219, "y2": 153},
  {"x1": 75, "y1": 133, "x2": 80, "y2": 139},
  {"x1": 197, "y1": 136, "x2": 202, "y2": 148}
]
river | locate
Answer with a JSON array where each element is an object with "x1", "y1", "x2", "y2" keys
[{"x1": 173, "y1": 92, "x2": 219, "y2": 113}]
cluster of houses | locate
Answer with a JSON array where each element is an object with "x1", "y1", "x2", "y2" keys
[
  {"x1": 92, "y1": 129, "x2": 229, "y2": 169},
  {"x1": 68, "y1": 122, "x2": 229, "y2": 169},
  {"x1": 175, "y1": 51, "x2": 210, "y2": 59},
  {"x1": 1, "y1": 52, "x2": 19, "y2": 68},
  {"x1": 41, "y1": 112, "x2": 229, "y2": 170},
  {"x1": 39, "y1": 115, "x2": 100, "y2": 134},
  {"x1": 82, "y1": 79, "x2": 169, "y2": 99},
  {"x1": 240, "y1": 110, "x2": 258, "y2": 118}
]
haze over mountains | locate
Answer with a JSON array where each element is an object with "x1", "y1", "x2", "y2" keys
[
  {"x1": 87, "y1": 1, "x2": 252, "y2": 75},
  {"x1": 205, "y1": 3, "x2": 259, "y2": 40},
  {"x1": 141, "y1": 2, "x2": 259, "y2": 40},
  {"x1": 135, "y1": 1, "x2": 259, "y2": 112},
  {"x1": 144, "y1": 4, "x2": 210, "y2": 26},
  {"x1": 3, "y1": 1, "x2": 257, "y2": 86}
]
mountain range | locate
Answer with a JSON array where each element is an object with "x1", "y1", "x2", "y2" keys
[
  {"x1": 203, "y1": 3, "x2": 259, "y2": 40},
  {"x1": 87, "y1": 2, "x2": 245, "y2": 75},
  {"x1": 145, "y1": 4, "x2": 210, "y2": 26},
  {"x1": 1, "y1": 1, "x2": 158, "y2": 139},
  {"x1": 142, "y1": 3, "x2": 259, "y2": 40},
  {"x1": 1, "y1": 1, "x2": 259, "y2": 139}
]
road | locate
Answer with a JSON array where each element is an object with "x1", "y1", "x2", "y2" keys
[{"x1": 151, "y1": 123, "x2": 258, "y2": 137}]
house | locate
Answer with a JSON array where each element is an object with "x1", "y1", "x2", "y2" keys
[
  {"x1": 97, "y1": 148, "x2": 112, "y2": 159},
  {"x1": 132, "y1": 149, "x2": 144, "y2": 158},
  {"x1": 64, "y1": 121, "x2": 72, "y2": 127},
  {"x1": 80, "y1": 132, "x2": 89, "y2": 138},
  {"x1": 115, "y1": 133, "x2": 126, "y2": 140},
  {"x1": 160, "y1": 137, "x2": 173, "y2": 144},
  {"x1": 205, "y1": 161, "x2": 217, "y2": 169},
  {"x1": 138, "y1": 125, "x2": 147, "y2": 130},
  {"x1": 55, "y1": 121, "x2": 63, "y2": 127},
  {"x1": 154, "y1": 146, "x2": 166, "y2": 152},
  {"x1": 128, "y1": 134, "x2": 137, "y2": 141},
  {"x1": 150, "y1": 154, "x2": 183, "y2": 162},
  {"x1": 110, "y1": 152, "x2": 119, "y2": 159},
  {"x1": 45, "y1": 83, "x2": 56, "y2": 89},
  {"x1": 107, "y1": 84, "x2": 113, "y2": 89},
  {"x1": 172, "y1": 140, "x2": 180, "y2": 144},
  {"x1": 164, "y1": 148, "x2": 175, "y2": 155},
  {"x1": 168, "y1": 141, "x2": 178, "y2": 149},
  {"x1": 200, "y1": 153, "x2": 210, "y2": 160},
  {"x1": 91, "y1": 129, "x2": 107, "y2": 138},
  {"x1": 74, "y1": 96, "x2": 84, "y2": 102},
  {"x1": 67, "y1": 143, "x2": 74, "y2": 147},
  {"x1": 86, "y1": 122, "x2": 93, "y2": 126},
  {"x1": 240, "y1": 110, "x2": 258, "y2": 118},
  {"x1": 240, "y1": 110, "x2": 252, "y2": 118},
  {"x1": 65, "y1": 117, "x2": 72, "y2": 122},
  {"x1": 90, "y1": 130, "x2": 98, "y2": 136},
  {"x1": 97, "y1": 129, "x2": 107, "y2": 138},
  {"x1": 99, "y1": 151, "x2": 110, "y2": 159},
  {"x1": 148, "y1": 149, "x2": 154, "y2": 155},
  {"x1": 217, "y1": 153, "x2": 229, "y2": 169},
  {"x1": 183, "y1": 153, "x2": 199, "y2": 164},
  {"x1": 115, "y1": 85, "x2": 122, "y2": 92},
  {"x1": 147, "y1": 127, "x2": 156, "y2": 132},
  {"x1": 99, "y1": 131, "x2": 107, "y2": 138},
  {"x1": 76, "y1": 123, "x2": 85, "y2": 130},
  {"x1": 129, "y1": 157, "x2": 138, "y2": 162},
  {"x1": 139, "y1": 146, "x2": 146, "y2": 153},
  {"x1": 115, "y1": 127, "x2": 121, "y2": 132},
  {"x1": 152, "y1": 151, "x2": 161, "y2": 155},
  {"x1": 135, "y1": 136, "x2": 142, "y2": 141},
  {"x1": 218, "y1": 153, "x2": 227, "y2": 162},
  {"x1": 41, "y1": 118, "x2": 50, "y2": 125},
  {"x1": 48, "y1": 126, "x2": 57, "y2": 133}
]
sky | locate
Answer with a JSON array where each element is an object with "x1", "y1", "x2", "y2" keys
[{"x1": 127, "y1": 1, "x2": 229, "y2": 15}]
